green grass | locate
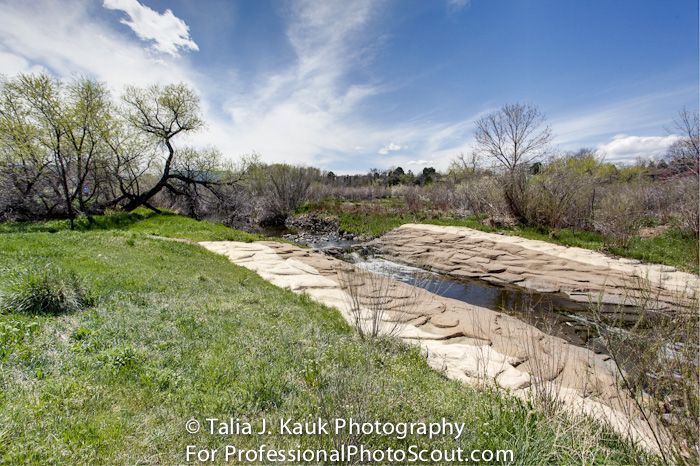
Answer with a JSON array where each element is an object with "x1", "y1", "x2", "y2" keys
[
  {"x1": 0, "y1": 212, "x2": 651, "y2": 464},
  {"x1": 0, "y1": 208, "x2": 262, "y2": 242},
  {"x1": 500, "y1": 225, "x2": 699, "y2": 274}
]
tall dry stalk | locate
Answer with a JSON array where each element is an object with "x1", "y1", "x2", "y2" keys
[
  {"x1": 335, "y1": 247, "x2": 453, "y2": 339},
  {"x1": 520, "y1": 320, "x2": 570, "y2": 414},
  {"x1": 335, "y1": 262, "x2": 423, "y2": 339},
  {"x1": 589, "y1": 279, "x2": 699, "y2": 465}
]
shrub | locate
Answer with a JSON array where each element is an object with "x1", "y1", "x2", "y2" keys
[
  {"x1": 425, "y1": 182, "x2": 455, "y2": 211},
  {"x1": 0, "y1": 264, "x2": 92, "y2": 315},
  {"x1": 307, "y1": 184, "x2": 389, "y2": 202},
  {"x1": 595, "y1": 184, "x2": 645, "y2": 248},
  {"x1": 393, "y1": 185, "x2": 424, "y2": 212},
  {"x1": 454, "y1": 176, "x2": 510, "y2": 220},
  {"x1": 524, "y1": 156, "x2": 597, "y2": 230},
  {"x1": 672, "y1": 176, "x2": 700, "y2": 239}
]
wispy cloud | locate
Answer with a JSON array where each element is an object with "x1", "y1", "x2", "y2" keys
[
  {"x1": 1, "y1": 0, "x2": 688, "y2": 173},
  {"x1": 447, "y1": 0, "x2": 470, "y2": 12},
  {"x1": 102, "y1": 0, "x2": 198, "y2": 56},
  {"x1": 552, "y1": 88, "x2": 696, "y2": 147},
  {"x1": 211, "y1": 0, "x2": 392, "y2": 165}
]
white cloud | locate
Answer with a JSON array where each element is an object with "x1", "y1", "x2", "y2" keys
[
  {"x1": 0, "y1": 48, "x2": 43, "y2": 76},
  {"x1": 0, "y1": 0, "x2": 194, "y2": 90},
  {"x1": 597, "y1": 134, "x2": 679, "y2": 163},
  {"x1": 0, "y1": 0, "x2": 483, "y2": 172},
  {"x1": 206, "y1": 0, "x2": 396, "y2": 166},
  {"x1": 407, "y1": 159, "x2": 428, "y2": 165},
  {"x1": 378, "y1": 142, "x2": 404, "y2": 154},
  {"x1": 102, "y1": 0, "x2": 198, "y2": 56}
]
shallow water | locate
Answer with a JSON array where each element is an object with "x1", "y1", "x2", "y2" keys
[
  {"x1": 222, "y1": 221, "x2": 632, "y2": 349},
  {"x1": 351, "y1": 254, "x2": 602, "y2": 346}
]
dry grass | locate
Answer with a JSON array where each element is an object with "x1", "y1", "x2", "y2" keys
[{"x1": 590, "y1": 279, "x2": 699, "y2": 464}]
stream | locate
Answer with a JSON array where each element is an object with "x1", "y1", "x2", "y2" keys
[{"x1": 220, "y1": 220, "x2": 636, "y2": 351}]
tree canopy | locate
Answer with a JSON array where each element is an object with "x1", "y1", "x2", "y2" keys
[{"x1": 0, "y1": 73, "x2": 226, "y2": 225}]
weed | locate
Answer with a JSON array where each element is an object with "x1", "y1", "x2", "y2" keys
[
  {"x1": 0, "y1": 318, "x2": 40, "y2": 360},
  {"x1": 0, "y1": 264, "x2": 92, "y2": 316}
]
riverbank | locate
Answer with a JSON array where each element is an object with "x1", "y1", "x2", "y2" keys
[
  {"x1": 0, "y1": 211, "x2": 650, "y2": 464},
  {"x1": 293, "y1": 199, "x2": 699, "y2": 274}
]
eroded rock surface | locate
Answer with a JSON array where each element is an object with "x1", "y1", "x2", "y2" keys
[
  {"x1": 199, "y1": 238, "x2": 679, "y2": 452},
  {"x1": 375, "y1": 224, "x2": 698, "y2": 308}
]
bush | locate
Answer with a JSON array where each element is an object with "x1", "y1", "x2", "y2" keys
[
  {"x1": 524, "y1": 156, "x2": 597, "y2": 230},
  {"x1": 425, "y1": 182, "x2": 455, "y2": 211},
  {"x1": 454, "y1": 176, "x2": 510, "y2": 220},
  {"x1": 595, "y1": 184, "x2": 645, "y2": 248},
  {"x1": 672, "y1": 176, "x2": 700, "y2": 239},
  {"x1": 307, "y1": 184, "x2": 389, "y2": 202},
  {"x1": 0, "y1": 264, "x2": 92, "y2": 315},
  {"x1": 393, "y1": 185, "x2": 424, "y2": 212}
]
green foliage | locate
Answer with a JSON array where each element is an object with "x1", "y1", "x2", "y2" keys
[
  {"x1": 299, "y1": 195, "x2": 698, "y2": 273},
  {"x1": 616, "y1": 164, "x2": 647, "y2": 181},
  {"x1": 0, "y1": 317, "x2": 41, "y2": 360},
  {"x1": 0, "y1": 72, "x2": 226, "y2": 221},
  {"x1": 0, "y1": 264, "x2": 92, "y2": 315}
]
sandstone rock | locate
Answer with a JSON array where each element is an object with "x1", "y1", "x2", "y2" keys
[{"x1": 199, "y1": 237, "x2": 678, "y2": 453}]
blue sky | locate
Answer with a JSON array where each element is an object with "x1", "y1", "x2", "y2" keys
[{"x1": 0, "y1": 0, "x2": 697, "y2": 173}]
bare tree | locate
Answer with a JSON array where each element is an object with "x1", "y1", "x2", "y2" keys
[
  {"x1": 474, "y1": 103, "x2": 552, "y2": 172},
  {"x1": 665, "y1": 107, "x2": 699, "y2": 174},
  {"x1": 473, "y1": 103, "x2": 553, "y2": 220}
]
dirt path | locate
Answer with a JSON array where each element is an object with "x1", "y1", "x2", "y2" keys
[{"x1": 199, "y1": 237, "x2": 676, "y2": 453}]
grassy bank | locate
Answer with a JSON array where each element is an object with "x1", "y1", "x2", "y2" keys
[
  {"x1": 298, "y1": 199, "x2": 699, "y2": 274},
  {"x1": 0, "y1": 212, "x2": 650, "y2": 464}
]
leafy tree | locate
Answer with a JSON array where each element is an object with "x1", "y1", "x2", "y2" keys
[
  {"x1": 119, "y1": 83, "x2": 207, "y2": 211},
  {"x1": 448, "y1": 151, "x2": 482, "y2": 182},
  {"x1": 0, "y1": 73, "x2": 112, "y2": 227},
  {"x1": 0, "y1": 74, "x2": 54, "y2": 218},
  {"x1": 0, "y1": 73, "x2": 234, "y2": 223}
]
